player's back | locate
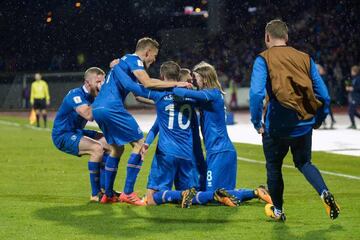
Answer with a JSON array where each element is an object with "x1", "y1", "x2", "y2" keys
[
  {"x1": 154, "y1": 92, "x2": 194, "y2": 160},
  {"x1": 93, "y1": 54, "x2": 145, "y2": 110},
  {"x1": 198, "y1": 89, "x2": 234, "y2": 154},
  {"x1": 52, "y1": 86, "x2": 93, "y2": 136}
]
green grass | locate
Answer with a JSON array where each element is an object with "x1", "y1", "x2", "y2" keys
[{"x1": 0, "y1": 116, "x2": 360, "y2": 240}]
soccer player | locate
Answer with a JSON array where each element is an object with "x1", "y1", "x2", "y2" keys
[
  {"x1": 249, "y1": 19, "x2": 340, "y2": 221},
  {"x1": 92, "y1": 38, "x2": 191, "y2": 205},
  {"x1": 169, "y1": 62, "x2": 272, "y2": 207},
  {"x1": 30, "y1": 73, "x2": 50, "y2": 128},
  {"x1": 52, "y1": 67, "x2": 111, "y2": 202}
]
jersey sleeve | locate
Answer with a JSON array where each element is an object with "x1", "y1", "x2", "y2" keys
[
  {"x1": 123, "y1": 55, "x2": 145, "y2": 72},
  {"x1": 145, "y1": 118, "x2": 159, "y2": 145},
  {"x1": 173, "y1": 88, "x2": 216, "y2": 102},
  {"x1": 67, "y1": 91, "x2": 90, "y2": 110}
]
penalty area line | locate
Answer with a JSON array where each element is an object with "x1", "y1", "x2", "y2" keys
[{"x1": 237, "y1": 156, "x2": 360, "y2": 181}]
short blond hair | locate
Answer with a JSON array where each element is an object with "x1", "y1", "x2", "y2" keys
[
  {"x1": 160, "y1": 61, "x2": 180, "y2": 81},
  {"x1": 351, "y1": 65, "x2": 360, "y2": 75},
  {"x1": 179, "y1": 68, "x2": 191, "y2": 82},
  {"x1": 193, "y1": 61, "x2": 225, "y2": 94},
  {"x1": 84, "y1": 67, "x2": 105, "y2": 79},
  {"x1": 136, "y1": 37, "x2": 159, "y2": 51},
  {"x1": 265, "y1": 19, "x2": 288, "y2": 40}
]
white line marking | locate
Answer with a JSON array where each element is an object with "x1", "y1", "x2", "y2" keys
[
  {"x1": 237, "y1": 156, "x2": 360, "y2": 181},
  {"x1": 0, "y1": 120, "x2": 51, "y2": 132}
]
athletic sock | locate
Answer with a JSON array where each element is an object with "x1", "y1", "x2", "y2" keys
[
  {"x1": 43, "y1": 114, "x2": 47, "y2": 128},
  {"x1": 153, "y1": 191, "x2": 182, "y2": 205},
  {"x1": 88, "y1": 161, "x2": 101, "y2": 196},
  {"x1": 300, "y1": 162, "x2": 328, "y2": 195},
  {"x1": 192, "y1": 191, "x2": 214, "y2": 205},
  {"x1": 123, "y1": 153, "x2": 142, "y2": 194},
  {"x1": 228, "y1": 189, "x2": 256, "y2": 202},
  {"x1": 100, "y1": 153, "x2": 109, "y2": 190},
  {"x1": 36, "y1": 114, "x2": 40, "y2": 127},
  {"x1": 104, "y1": 156, "x2": 120, "y2": 197}
]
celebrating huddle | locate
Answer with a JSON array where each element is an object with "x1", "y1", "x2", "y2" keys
[{"x1": 52, "y1": 19, "x2": 340, "y2": 222}]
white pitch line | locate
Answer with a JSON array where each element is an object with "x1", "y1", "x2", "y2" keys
[
  {"x1": 237, "y1": 156, "x2": 360, "y2": 181},
  {"x1": 0, "y1": 120, "x2": 51, "y2": 132}
]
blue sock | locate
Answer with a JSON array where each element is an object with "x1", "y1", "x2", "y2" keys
[
  {"x1": 153, "y1": 191, "x2": 182, "y2": 205},
  {"x1": 100, "y1": 153, "x2": 109, "y2": 190},
  {"x1": 124, "y1": 153, "x2": 142, "y2": 194},
  {"x1": 192, "y1": 191, "x2": 214, "y2": 205},
  {"x1": 105, "y1": 156, "x2": 120, "y2": 197},
  {"x1": 228, "y1": 189, "x2": 256, "y2": 202},
  {"x1": 88, "y1": 161, "x2": 101, "y2": 196},
  {"x1": 300, "y1": 162, "x2": 328, "y2": 195}
]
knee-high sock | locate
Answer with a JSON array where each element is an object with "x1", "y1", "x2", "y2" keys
[
  {"x1": 228, "y1": 189, "x2": 256, "y2": 202},
  {"x1": 88, "y1": 161, "x2": 101, "y2": 196},
  {"x1": 300, "y1": 162, "x2": 328, "y2": 195},
  {"x1": 192, "y1": 191, "x2": 214, "y2": 205},
  {"x1": 123, "y1": 153, "x2": 143, "y2": 194},
  {"x1": 100, "y1": 153, "x2": 109, "y2": 190},
  {"x1": 36, "y1": 114, "x2": 40, "y2": 127},
  {"x1": 105, "y1": 156, "x2": 120, "y2": 197},
  {"x1": 43, "y1": 114, "x2": 47, "y2": 128},
  {"x1": 153, "y1": 191, "x2": 182, "y2": 205}
]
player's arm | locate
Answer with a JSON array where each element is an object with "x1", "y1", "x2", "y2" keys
[
  {"x1": 75, "y1": 104, "x2": 93, "y2": 121},
  {"x1": 249, "y1": 56, "x2": 268, "y2": 134},
  {"x1": 135, "y1": 96, "x2": 155, "y2": 105},
  {"x1": 310, "y1": 58, "x2": 330, "y2": 128},
  {"x1": 173, "y1": 88, "x2": 214, "y2": 102},
  {"x1": 140, "y1": 118, "x2": 159, "y2": 160},
  {"x1": 133, "y1": 70, "x2": 191, "y2": 89}
]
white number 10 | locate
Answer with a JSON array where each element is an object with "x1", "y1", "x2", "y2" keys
[{"x1": 165, "y1": 104, "x2": 192, "y2": 130}]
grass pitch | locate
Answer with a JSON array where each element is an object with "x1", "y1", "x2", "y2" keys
[{"x1": 0, "y1": 115, "x2": 359, "y2": 240}]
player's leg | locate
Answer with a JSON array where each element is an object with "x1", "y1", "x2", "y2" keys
[
  {"x1": 33, "y1": 99, "x2": 41, "y2": 127},
  {"x1": 101, "y1": 143, "x2": 124, "y2": 203},
  {"x1": 41, "y1": 106, "x2": 47, "y2": 128},
  {"x1": 348, "y1": 102, "x2": 357, "y2": 128},
  {"x1": 78, "y1": 136, "x2": 104, "y2": 201},
  {"x1": 262, "y1": 133, "x2": 289, "y2": 218},
  {"x1": 123, "y1": 138, "x2": 145, "y2": 195},
  {"x1": 93, "y1": 132, "x2": 111, "y2": 191},
  {"x1": 290, "y1": 130, "x2": 340, "y2": 219}
]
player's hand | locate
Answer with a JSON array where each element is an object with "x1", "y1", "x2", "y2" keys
[
  {"x1": 140, "y1": 143, "x2": 149, "y2": 160},
  {"x1": 257, "y1": 127, "x2": 264, "y2": 134},
  {"x1": 109, "y1": 58, "x2": 120, "y2": 68},
  {"x1": 176, "y1": 81, "x2": 193, "y2": 89}
]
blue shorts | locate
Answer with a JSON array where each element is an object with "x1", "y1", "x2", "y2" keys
[
  {"x1": 206, "y1": 150, "x2": 237, "y2": 191},
  {"x1": 147, "y1": 149, "x2": 198, "y2": 191},
  {"x1": 92, "y1": 107, "x2": 143, "y2": 146},
  {"x1": 52, "y1": 129, "x2": 98, "y2": 156}
]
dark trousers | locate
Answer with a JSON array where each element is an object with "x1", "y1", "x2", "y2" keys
[
  {"x1": 349, "y1": 101, "x2": 360, "y2": 126},
  {"x1": 262, "y1": 130, "x2": 328, "y2": 210}
]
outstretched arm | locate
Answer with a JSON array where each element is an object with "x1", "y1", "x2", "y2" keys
[
  {"x1": 173, "y1": 88, "x2": 214, "y2": 102},
  {"x1": 133, "y1": 70, "x2": 192, "y2": 89}
]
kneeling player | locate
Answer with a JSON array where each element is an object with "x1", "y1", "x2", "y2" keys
[{"x1": 52, "y1": 67, "x2": 112, "y2": 201}]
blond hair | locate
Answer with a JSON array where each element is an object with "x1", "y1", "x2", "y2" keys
[
  {"x1": 193, "y1": 61, "x2": 225, "y2": 94},
  {"x1": 265, "y1": 19, "x2": 288, "y2": 40},
  {"x1": 84, "y1": 67, "x2": 105, "y2": 79},
  {"x1": 179, "y1": 68, "x2": 191, "y2": 82},
  {"x1": 136, "y1": 37, "x2": 159, "y2": 51},
  {"x1": 160, "y1": 61, "x2": 180, "y2": 81}
]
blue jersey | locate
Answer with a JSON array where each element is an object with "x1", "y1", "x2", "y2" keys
[
  {"x1": 173, "y1": 88, "x2": 235, "y2": 155},
  {"x1": 148, "y1": 91, "x2": 194, "y2": 160},
  {"x1": 52, "y1": 86, "x2": 94, "y2": 136},
  {"x1": 92, "y1": 54, "x2": 145, "y2": 110}
]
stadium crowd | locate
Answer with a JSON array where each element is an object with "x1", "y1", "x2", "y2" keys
[{"x1": 1, "y1": 1, "x2": 359, "y2": 105}]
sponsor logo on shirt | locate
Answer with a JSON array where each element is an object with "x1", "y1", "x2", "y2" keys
[
  {"x1": 73, "y1": 96, "x2": 82, "y2": 104},
  {"x1": 137, "y1": 60, "x2": 144, "y2": 67}
]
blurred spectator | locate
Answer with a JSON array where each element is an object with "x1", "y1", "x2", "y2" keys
[
  {"x1": 317, "y1": 64, "x2": 335, "y2": 129},
  {"x1": 346, "y1": 65, "x2": 360, "y2": 129}
]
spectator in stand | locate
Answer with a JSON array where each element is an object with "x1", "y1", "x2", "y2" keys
[{"x1": 346, "y1": 65, "x2": 360, "y2": 129}]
